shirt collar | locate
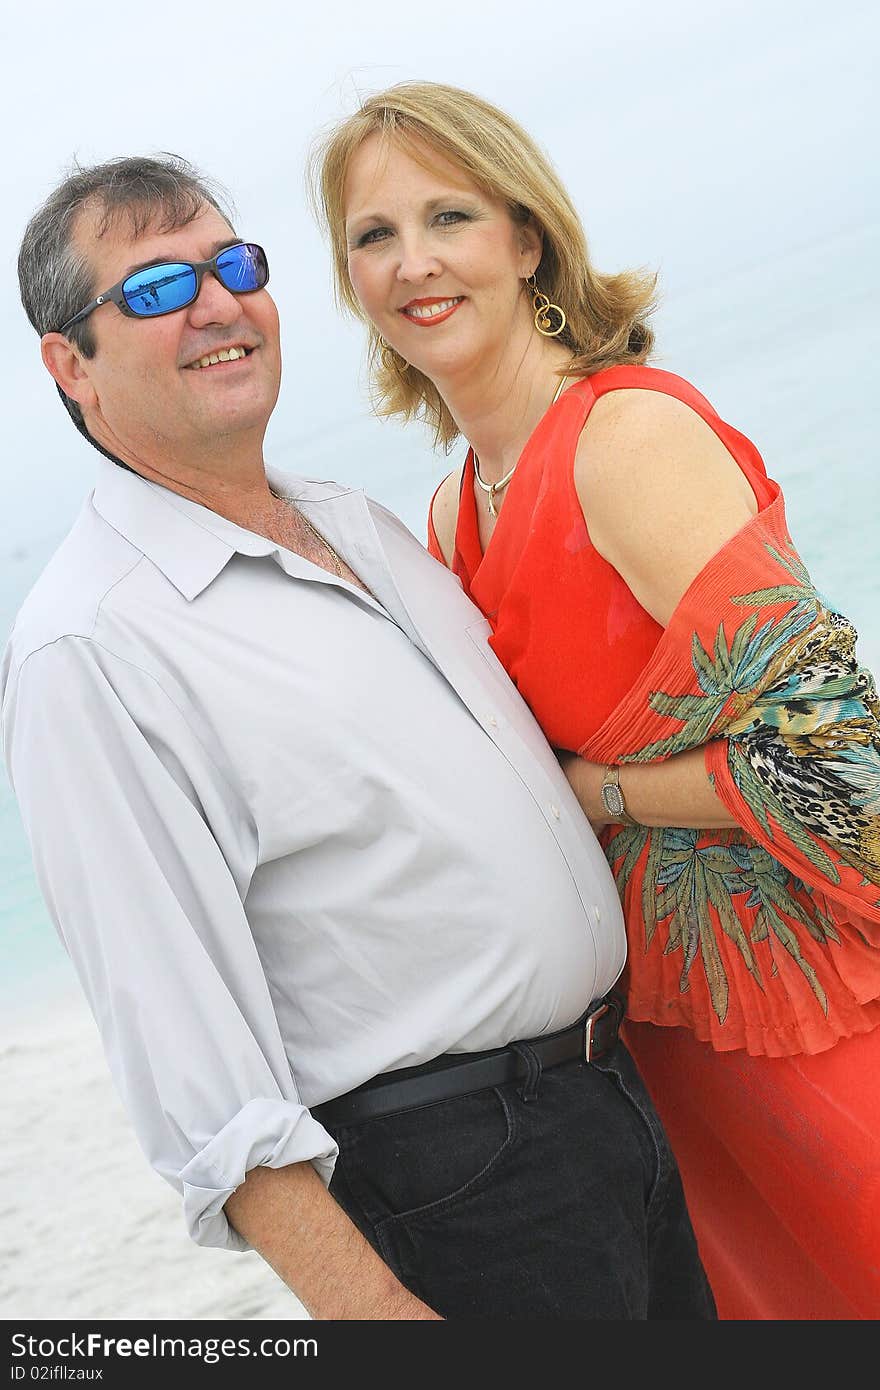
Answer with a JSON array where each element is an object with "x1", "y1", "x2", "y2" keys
[{"x1": 89, "y1": 457, "x2": 366, "y2": 602}]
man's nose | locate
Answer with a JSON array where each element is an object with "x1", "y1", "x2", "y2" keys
[{"x1": 187, "y1": 268, "x2": 245, "y2": 325}]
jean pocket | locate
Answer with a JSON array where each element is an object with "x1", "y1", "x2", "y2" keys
[
  {"x1": 339, "y1": 1085, "x2": 518, "y2": 1229},
  {"x1": 592, "y1": 1044, "x2": 674, "y2": 1214}
]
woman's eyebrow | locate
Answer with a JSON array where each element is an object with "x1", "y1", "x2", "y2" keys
[{"x1": 347, "y1": 192, "x2": 479, "y2": 230}]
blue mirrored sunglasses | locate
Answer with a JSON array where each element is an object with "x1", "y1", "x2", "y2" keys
[{"x1": 59, "y1": 242, "x2": 269, "y2": 335}]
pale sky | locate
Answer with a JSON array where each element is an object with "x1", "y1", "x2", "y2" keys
[{"x1": 1, "y1": 0, "x2": 876, "y2": 601}]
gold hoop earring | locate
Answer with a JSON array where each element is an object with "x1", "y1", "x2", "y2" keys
[
  {"x1": 526, "y1": 273, "x2": 567, "y2": 338},
  {"x1": 379, "y1": 337, "x2": 408, "y2": 373}
]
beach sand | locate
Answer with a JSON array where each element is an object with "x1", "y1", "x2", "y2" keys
[{"x1": 1, "y1": 993, "x2": 308, "y2": 1321}]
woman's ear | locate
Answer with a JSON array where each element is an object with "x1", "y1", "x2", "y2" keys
[
  {"x1": 40, "y1": 334, "x2": 98, "y2": 411},
  {"x1": 518, "y1": 217, "x2": 544, "y2": 278}
]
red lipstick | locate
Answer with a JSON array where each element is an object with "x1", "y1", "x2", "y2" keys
[{"x1": 399, "y1": 296, "x2": 464, "y2": 327}]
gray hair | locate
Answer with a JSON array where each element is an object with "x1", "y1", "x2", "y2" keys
[{"x1": 18, "y1": 153, "x2": 236, "y2": 450}]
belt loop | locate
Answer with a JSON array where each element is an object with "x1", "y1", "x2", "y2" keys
[{"x1": 509, "y1": 1041, "x2": 542, "y2": 1102}]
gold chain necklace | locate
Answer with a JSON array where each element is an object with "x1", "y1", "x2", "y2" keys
[
  {"x1": 473, "y1": 374, "x2": 570, "y2": 518},
  {"x1": 299, "y1": 509, "x2": 347, "y2": 580},
  {"x1": 270, "y1": 490, "x2": 349, "y2": 581}
]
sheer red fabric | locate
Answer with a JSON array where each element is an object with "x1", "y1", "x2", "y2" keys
[{"x1": 427, "y1": 364, "x2": 880, "y2": 1317}]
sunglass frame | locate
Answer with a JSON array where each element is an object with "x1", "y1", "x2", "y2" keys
[{"x1": 58, "y1": 242, "x2": 269, "y2": 336}]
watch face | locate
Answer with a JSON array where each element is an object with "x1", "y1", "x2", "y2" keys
[{"x1": 602, "y1": 784, "x2": 625, "y2": 817}]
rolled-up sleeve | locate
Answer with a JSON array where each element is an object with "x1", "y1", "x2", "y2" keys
[{"x1": 2, "y1": 636, "x2": 338, "y2": 1251}]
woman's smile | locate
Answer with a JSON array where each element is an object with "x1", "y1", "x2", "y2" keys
[{"x1": 399, "y1": 295, "x2": 465, "y2": 326}]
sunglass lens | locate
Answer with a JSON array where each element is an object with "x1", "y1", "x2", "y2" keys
[
  {"x1": 122, "y1": 263, "x2": 197, "y2": 317},
  {"x1": 216, "y1": 243, "x2": 268, "y2": 293}
]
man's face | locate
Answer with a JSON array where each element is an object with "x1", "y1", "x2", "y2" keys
[{"x1": 69, "y1": 202, "x2": 281, "y2": 469}]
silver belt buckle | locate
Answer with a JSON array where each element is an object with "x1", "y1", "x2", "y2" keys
[{"x1": 583, "y1": 1002, "x2": 610, "y2": 1063}]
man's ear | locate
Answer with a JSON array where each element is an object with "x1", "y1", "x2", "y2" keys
[{"x1": 40, "y1": 334, "x2": 98, "y2": 411}]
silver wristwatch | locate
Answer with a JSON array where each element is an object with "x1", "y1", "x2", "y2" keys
[{"x1": 600, "y1": 765, "x2": 637, "y2": 825}]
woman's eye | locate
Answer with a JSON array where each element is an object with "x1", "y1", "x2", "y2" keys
[
  {"x1": 435, "y1": 210, "x2": 470, "y2": 227},
  {"x1": 356, "y1": 226, "x2": 391, "y2": 248}
]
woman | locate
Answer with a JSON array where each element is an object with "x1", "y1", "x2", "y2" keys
[{"x1": 313, "y1": 81, "x2": 880, "y2": 1319}]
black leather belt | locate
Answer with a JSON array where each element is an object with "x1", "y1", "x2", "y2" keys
[{"x1": 312, "y1": 995, "x2": 623, "y2": 1129}]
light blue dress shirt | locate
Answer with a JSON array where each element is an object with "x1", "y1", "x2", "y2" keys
[{"x1": 2, "y1": 459, "x2": 625, "y2": 1250}]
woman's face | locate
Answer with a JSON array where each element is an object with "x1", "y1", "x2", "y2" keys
[{"x1": 343, "y1": 133, "x2": 542, "y2": 388}]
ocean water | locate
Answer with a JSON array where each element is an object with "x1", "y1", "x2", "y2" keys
[{"x1": 2, "y1": 221, "x2": 878, "y2": 1032}]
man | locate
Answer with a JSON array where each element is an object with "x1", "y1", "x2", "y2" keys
[{"x1": 2, "y1": 156, "x2": 714, "y2": 1320}]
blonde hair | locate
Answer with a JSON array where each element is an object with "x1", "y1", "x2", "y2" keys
[{"x1": 312, "y1": 81, "x2": 657, "y2": 448}]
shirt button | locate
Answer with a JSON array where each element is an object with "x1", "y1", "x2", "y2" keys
[
  {"x1": 595, "y1": 906, "x2": 601, "y2": 923},
  {"x1": 549, "y1": 803, "x2": 561, "y2": 819},
  {"x1": 488, "y1": 715, "x2": 499, "y2": 729}
]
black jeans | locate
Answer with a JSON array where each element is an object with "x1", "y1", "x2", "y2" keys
[{"x1": 327, "y1": 1039, "x2": 716, "y2": 1319}]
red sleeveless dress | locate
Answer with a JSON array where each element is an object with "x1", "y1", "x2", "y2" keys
[{"x1": 428, "y1": 364, "x2": 880, "y2": 1319}]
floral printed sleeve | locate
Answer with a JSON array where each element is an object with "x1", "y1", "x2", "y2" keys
[{"x1": 581, "y1": 494, "x2": 880, "y2": 1057}]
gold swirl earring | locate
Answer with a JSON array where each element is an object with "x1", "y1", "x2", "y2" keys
[{"x1": 526, "y1": 273, "x2": 566, "y2": 338}]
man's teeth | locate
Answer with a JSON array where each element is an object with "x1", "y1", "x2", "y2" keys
[
  {"x1": 405, "y1": 298, "x2": 461, "y2": 319},
  {"x1": 190, "y1": 346, "x2": 249, "y2": 369}
]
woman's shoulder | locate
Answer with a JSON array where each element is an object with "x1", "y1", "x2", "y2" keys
[
  {"x1": 573, "y1": 370, "x2": 760, "y2": 573},
  {"x1": 428, "y1": 464, "x2": 465, "y2": 567},
  {"x1": 583, "y1": 364, "x2": 720, "y2": 418},
  {"x1": 575, "y1": 377, "x2": 726, "y2": 480},
  {"x1": 571, "y1": 366, "x2": 723, "y2": 455}
]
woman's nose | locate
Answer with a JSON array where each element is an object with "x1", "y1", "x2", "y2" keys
[{"x1": 394, "y1": 234, "x2": 443, "y2": 285}]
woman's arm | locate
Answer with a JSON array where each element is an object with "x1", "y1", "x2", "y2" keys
[
  {"x1": 428, "y1": 465, "x2": 464, "y2": 566},
  {"x1": 568, "y1": 387, "x2": 758, "y2": 829},
  {"x1": 558, "y1": 746, "x2": 737, "y2": 831},
  {"x1": 575, "y1": 387, "x2": 758, "y2": 626}
]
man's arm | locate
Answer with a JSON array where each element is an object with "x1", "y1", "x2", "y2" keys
[
  {"x1": 226, "y1": 1162, "x2": 441, "y2": 1319},
  {"x1": 3, "y1": 636, "x2": 439, "y2": 1317}
]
